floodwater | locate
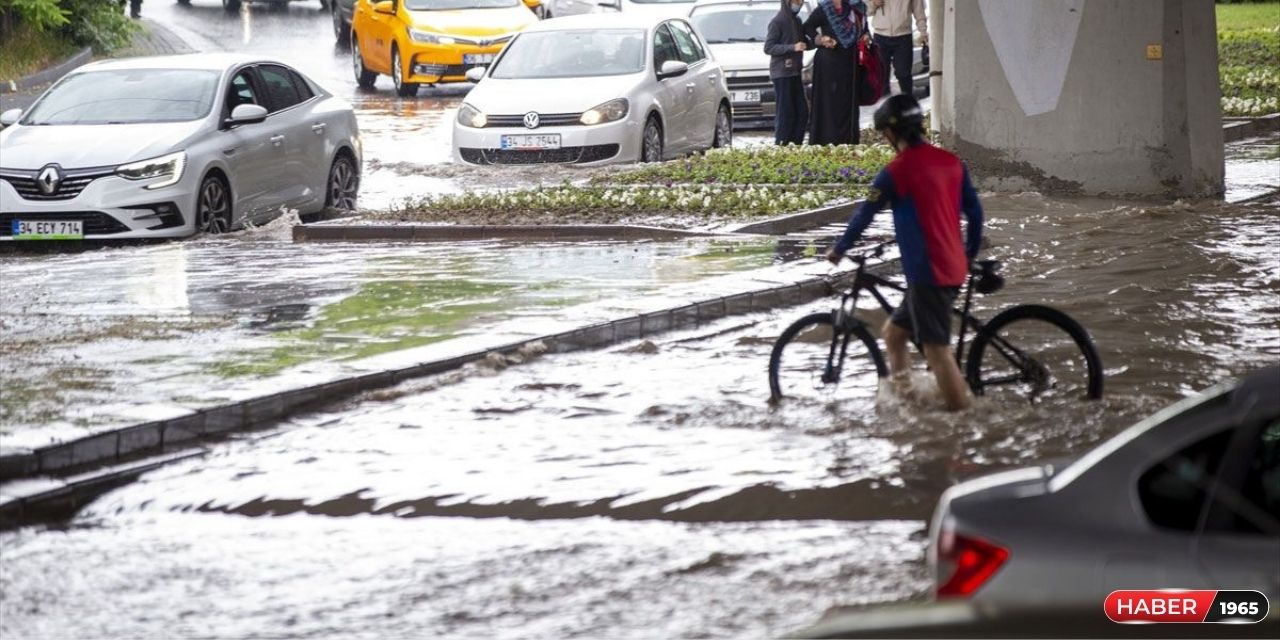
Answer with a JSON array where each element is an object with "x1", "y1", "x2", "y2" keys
[{"x1": 3, "y1": 191, "x2": 1277, "y2": 638}]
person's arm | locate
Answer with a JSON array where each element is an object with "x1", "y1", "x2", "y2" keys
[
  {"x1": 914, "y1": 0, "x2": 929, "y2": 42},
  {"x1": 960, "y1": 164, "x2": 983, "y2": 260},
  {"x1": 764, "y1": 19, "x2": 791, "y2": 56},
  {"x1": 828, "y1": 169, "x2": 895, "y2": 262},
  {"x1": 803, "y1": 7, "x2": 827, "y2": 46}
]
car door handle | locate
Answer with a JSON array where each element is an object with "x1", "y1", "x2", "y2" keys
[
  {"x1": 222, "y1": 147, "x2": 237, "y2": 156},
  {"x1": 270, "y1": 135, "x2": 285, "y2": 146},
  {"x1": 311, "y1": 123, "x2": 327, "y2": 133},
  {"x1": 685, "y1": 82, "x2": 696, "y2": 91}
]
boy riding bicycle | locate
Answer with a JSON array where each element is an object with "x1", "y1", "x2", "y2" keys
[{"x1": 825, "y1": 95, "x2": 984, "y2": 411}]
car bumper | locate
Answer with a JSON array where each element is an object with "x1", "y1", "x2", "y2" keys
[
  {"x1": 405, "y1": 42, "x2": 505, "y2": 85},
  {"x1": 0, "y1": 171, "x2": 199, "y2": 241},
  {"x1": 452, "y1": 117, "x2": 640, "y2": 166}
]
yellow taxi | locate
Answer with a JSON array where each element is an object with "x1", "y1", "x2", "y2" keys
[{"x1": 350, "y1": 0, "x2": 541, "y2": 97}]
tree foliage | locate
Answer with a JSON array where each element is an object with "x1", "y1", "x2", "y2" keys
[{"x1": 1, "y1": 0, "x2": 135, "y2": 53}]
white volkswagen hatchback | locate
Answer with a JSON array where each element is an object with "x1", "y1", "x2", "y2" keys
[
  {"x1": 452, "y1": 14, "x2": 731, "y2": 166},
  {"x1": 0, "y1": 54, "x2": 361, "y2": 241}
]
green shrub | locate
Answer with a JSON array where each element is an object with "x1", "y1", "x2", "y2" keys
[
  {"x1": 597, "y1": 144, "x2": 897, "y2": 186},
  {"x1": 62, "y1": 0, "x2": 136, "y2": 53}
]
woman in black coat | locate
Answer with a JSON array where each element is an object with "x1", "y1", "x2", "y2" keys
[{"x1": 804, "y1": 0, "x2": 869, "y2": 145}]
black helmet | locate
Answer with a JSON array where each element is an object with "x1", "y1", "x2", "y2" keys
[{"x1": 873, "y1": 94, "x2": 925, "y2": 139}]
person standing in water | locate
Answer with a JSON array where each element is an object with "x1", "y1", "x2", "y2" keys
[
  {"x1": 826, "y1": 95, "x2": 984, "y2": 411},
  {"x1": 803, "y1": 0, "x2": 869, "y2": 145},
  {"x1": 764, "y1": 0, "x2": 813, "y2": 145}
]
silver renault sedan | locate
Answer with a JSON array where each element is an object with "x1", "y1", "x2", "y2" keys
[
  {"x1": 452, "y1": 14, "x2": 731, "y2": 166},
  {"x1": 0, "y1": 54, "x2": 361, "y2": 241},
  {"x1": 928, "y1": 366, "x2": 1279, "y2": 606}
]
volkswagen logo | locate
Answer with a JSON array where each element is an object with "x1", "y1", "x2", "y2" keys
[
  {"x1": 523, "y1": 112, "x2": 540, "y2": 129},
  {"x1": 36, "y1": 164, "x2": 63, "y2": 196}
]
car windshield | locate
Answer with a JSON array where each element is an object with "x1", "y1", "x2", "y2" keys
[
  {"x1": 690, "y1": 8, "x2": 778, "y2": 44},
  {"x1": 22, "y1": 69, "x2": 219, "y2": 126},
  {"x1": 490, "y1": 30, "x2": 646, "y2": 79},
  {"x1": 403, "y1": 0, "x2": 518, "y2": 9}
]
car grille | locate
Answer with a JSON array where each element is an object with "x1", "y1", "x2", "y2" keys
[
  {"x1": 414, "y1": 63, "x2": 488, "y2": 78},
  {"x1": 0, "y1": 211, "x2": 130, "y2": 236},
  {"x1": 726, "y1": 75, "x2": 772, "y2": 91},
  {"x1": 0, "y1": 167, "x2": 114, "y2": 201},
  {"x1": 483, "y1": 113, "x2": 584, "y2": 128},
  {"x1": 459, "y1": 144, "x2": 619, "y2": 165}
]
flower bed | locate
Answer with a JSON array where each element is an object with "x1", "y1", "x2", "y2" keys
[
  {"x1": 1217, "y1": 4, "x2": 1280, "y2": 117},
  {"x1": 377, "y1": 183, "x2": 861, "y2": 227},
  {"x1": 597, "y1": 144, "x2": 896, "y2": 186}
]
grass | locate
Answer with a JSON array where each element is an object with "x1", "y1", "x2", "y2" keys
[
  {"x1": 1216, "y1": 2, "x2": 1280, "y2": 31},
  {"x1": 0, "y1": 23, "x2": 77, "y2": 81}
]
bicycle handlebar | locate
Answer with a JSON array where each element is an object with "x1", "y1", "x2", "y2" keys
[{"x1": 843, "y1": 242, "x2": 893, "y2": 265}]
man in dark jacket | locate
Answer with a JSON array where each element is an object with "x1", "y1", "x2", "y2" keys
[{"x1": 764, "y1": 0, "x2": 812, "y2": 145}]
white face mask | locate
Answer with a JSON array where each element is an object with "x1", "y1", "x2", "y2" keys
[{"x1": 790, "y1": 1, "x2": 803, "y2": 12}]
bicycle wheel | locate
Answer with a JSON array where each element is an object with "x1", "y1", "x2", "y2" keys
[
  {"x1": 769, "y1": 312, "x2": 888, "y2": 402},
  {"x1": 965, "y1": 304, "x2": 1103, "y2": 402}
]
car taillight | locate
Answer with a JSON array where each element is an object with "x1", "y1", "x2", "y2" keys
[{"x1": 936, "y1": 530, "x2": 1009, "y2": 597}]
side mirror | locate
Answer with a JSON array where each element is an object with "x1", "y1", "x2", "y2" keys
[
  {"x1": 522, "y1": 0, "x2": 541, "y2": 8},
  {"x1": 464, "y1": 67, "x2": 486, "y2": 83},
  {"x1": 225, "y1": 103, "x2": 269, "y2": 128},
  {"x1": 373, "y1": 0, "x2": 394, "y2": 14},
  {"x1": 0, "y1": 108, "x2": 22, "y2": 127},
  {"x1": 657, "y1": 60, "x2": 689, "y2": 79}
]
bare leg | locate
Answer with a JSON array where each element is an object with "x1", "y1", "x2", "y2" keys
[
  {"x1": 922, "y1": 343, "x2": 971, "y2": 411},
  {"x1": 882, "y1": 318, "x2": 912, "y2": 376}
]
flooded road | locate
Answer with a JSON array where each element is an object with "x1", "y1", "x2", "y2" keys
[{"x1": 3, "y1": 191, "x2": 1277, "y2": 638}]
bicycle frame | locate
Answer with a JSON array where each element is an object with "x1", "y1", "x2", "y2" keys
[{"x1": 830, "y1": 245, "x2": 1042, "y2": 392}]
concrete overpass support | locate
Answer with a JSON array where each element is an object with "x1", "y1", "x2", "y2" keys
[{"x1": 934, "y1": 0, "x2": 1224, "y2": 198}]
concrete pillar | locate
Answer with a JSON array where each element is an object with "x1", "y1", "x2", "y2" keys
[{"x1": 936, "y1": 0, "x2": 1224, "y2": 198}]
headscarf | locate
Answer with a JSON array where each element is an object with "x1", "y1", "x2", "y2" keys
[{"x1": 819, "y1": 0, "x2": 866, "y2": 49}]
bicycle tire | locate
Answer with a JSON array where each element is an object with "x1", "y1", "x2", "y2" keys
[
  {"x1": 965, "y1": 304, "x2": 1103, "y2": 401},
  {"x1": 769, "y1": 312, "x2": 888, "y2": 402}
]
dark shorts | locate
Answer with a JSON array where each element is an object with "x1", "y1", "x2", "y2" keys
[{"x1": 890, "y1": 284, "x2": 960, "y2": 345}]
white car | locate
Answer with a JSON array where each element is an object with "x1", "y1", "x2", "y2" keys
[
  {"x1": 453, "y1": 14, "x2": 731, "y2": 166},
  {"x1": 542, "y1": 0, "x2": 695, "y2": 20},
  {"x1": 688, "y1": 0, "x2": 814, "y2": 128},
  {"x1": 0, "y1": 54, "x2": 361, "y2": 240},
  {"x1": 929, "y1": 366, "x2": 1280, "y2": 605}
]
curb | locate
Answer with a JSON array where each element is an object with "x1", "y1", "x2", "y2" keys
[
  {"x1": 293, "y1": 224, "x2": 721, "y2": 243},
  {"x1": 0, "y1": 263, "x2": 887, "y2": 503},
  {"x1": 1223, "y1": 113, "x2": 1280, "y2": 143},
  {"x1": 727, "y1": 201, "x2": 860, "y2": 235},
  {"x1": 1, "y1": 47, "x2": 92, "y2": 95}
]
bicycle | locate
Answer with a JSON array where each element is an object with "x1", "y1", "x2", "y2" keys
[{"x1": 768, "y1": 242, "x2": 1104, "y2": 404}]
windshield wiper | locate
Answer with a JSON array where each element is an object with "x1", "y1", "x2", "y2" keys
[{"x1": 726, "y1": 37, "x2": 764, "y2": 43}]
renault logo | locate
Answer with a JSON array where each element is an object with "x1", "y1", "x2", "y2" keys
[
  {"x1": 36, "y1": 164, "x2": 63, "y2": 195},
  {"x1": 523, "y1": 112, "x2": 540, "y2": 129}
]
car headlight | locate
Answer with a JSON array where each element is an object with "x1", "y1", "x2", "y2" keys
[
  {"x1": 409, "y1": 28, "x2": 455, "y2": 45},
  {"x1": 457, "y1": 103, "x2": 487, "y2": 128},
  {"x1": 580, "y1": 98, "x2": 628, "y2": 126},
  {"x1": 116, "y1": 151, "x2": 186, "y2": 190}
]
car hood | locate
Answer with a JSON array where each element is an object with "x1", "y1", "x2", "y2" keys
[
  {"x1": 708, "y1": 42, "x2": 815, "y2": 74},
  {"x1": 466, "y1": 74, "x2": 644, "y2": 114},
  {"x1": 0, "y1": 121, "x2": 204, "y2": 170},
  {"x1": 405, "y1": 6, "x2": 535, "y2": 35}
]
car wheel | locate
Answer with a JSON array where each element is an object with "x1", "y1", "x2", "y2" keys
[
  {"x1": 222, "y1": 0, "x2": 241, "y2": 12},
  {"x1": 392, "y1": 45, "x2": 419, "y2": 98},
  {"x1": 712, "y1": 103, "x2": 732, "y2": 148},
  {"x1": 352, "y1": 35, "x2": 377, "y2": 89},
  {"x1": 641, "y1": 116, "x2": 663, "y2": 163},
  {"x1": 332, "y1": 3, "x2": 349, "y2": 48},
  {"x1": 325, "y1": 154, "x2": 359, "y2": 211},
  {"x1": 196, "y1": 175, "x2": 233, "y2": 234}
]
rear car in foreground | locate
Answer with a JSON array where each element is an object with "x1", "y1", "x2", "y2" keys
[
  {"x1": 0, "y1": 54, "x2": 360, "y2": 241},
  {"x1": 929, "y1": 366, "x2": 1279, "y2": 605},
  {"x1": 453, "y1": 14, "x2": 731, "y2": 166}
]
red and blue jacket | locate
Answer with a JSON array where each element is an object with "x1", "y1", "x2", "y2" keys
[{"x1": 834, "y1": 142, "x2": 984, "y2": 287}]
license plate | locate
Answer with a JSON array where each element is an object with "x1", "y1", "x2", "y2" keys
[
  {"x1": 732, "y1": 90, "x2": 762, "y2": 103},
  {"x1": 463, "y1": 54, "x2": 496, "y2": 65},
  {"x1": 500, "y1": 134, "x2": 561, "y2": 150},
  {"x1": 11, "y1": 219, "x2": 83, "y2": 240}
]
